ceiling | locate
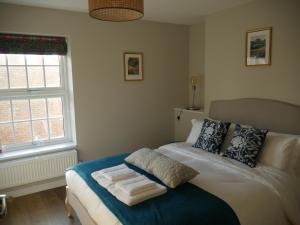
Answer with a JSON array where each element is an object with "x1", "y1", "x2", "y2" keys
[{"x1": 0, "y1": 0, "x2": 254, "y2": 25}]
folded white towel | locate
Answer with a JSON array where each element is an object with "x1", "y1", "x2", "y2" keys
[
  {"x1": 108, "y1": 183, "x2": 167, "y2": 206},
  {"x1": 91, "y1": 173, "x2": 113, "y2": 188},
  {"x1": 92, "y1": 164, "x2": 138, "y2": 188},
  {"x1": 91, "y1": 164, "x2": 167, "y2": 206},
  {"x1": 102, "y1": 168, "x2": 136, "y2": 182},
  {"x1": 116, "y1": 176, "x2": 156, "y2": 196},
  {"x1": 115, "y1": 175, "x2": 146, "y2": 187},
  {"x1": 98, "y1": 164, "x2": 128, "y2": 175}
]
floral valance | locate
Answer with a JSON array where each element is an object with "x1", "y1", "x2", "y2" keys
[{"x1": 0, "y1": 33, "x2": 67, "y2": 55}]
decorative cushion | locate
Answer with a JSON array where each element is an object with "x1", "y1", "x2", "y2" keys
[
  {"x1": 125, "y1": 148, "x2": 198, "y2": 188},
  {"x1": 193, "y1": 118, "x2": 231, "y2": 153},
  {"x1": 125, "y1": 148, "x2": 157, "y2": 171},
  {"x1": 219, "y1": 123, "x2": 236, "y2": 155},
  {"x1": 148, "y1": 154, "x2": 198, "y2": 188},
  {"x1": 224, "y1": 124, "x2": 268, "y2": 168},
  {"x1": 186, "y1": 119, "x2": 204, "y2": 144}
]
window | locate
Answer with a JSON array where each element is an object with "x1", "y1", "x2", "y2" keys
[{"x1": 0, "y1": 53, "x2": 75, "y2": 151}]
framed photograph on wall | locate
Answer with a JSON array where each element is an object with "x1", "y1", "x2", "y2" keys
[
  {"x1": 246, "y1": 27, "x2": 272, "y2": 66},
  {"x1": 124, "y1": 52, "x2": 143, "y2": 81}
]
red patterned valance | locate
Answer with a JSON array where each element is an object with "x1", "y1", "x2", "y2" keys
[{"x1": 0, "y1": 33, "x2": 67, "y2": 55}]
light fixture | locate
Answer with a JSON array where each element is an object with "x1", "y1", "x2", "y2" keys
[
  {"x1": 88, "y1": 0, "x2": 144, "y2": 22},
  {"x1": 187, "y1": 75, "x2": 201, "y2": 110}
]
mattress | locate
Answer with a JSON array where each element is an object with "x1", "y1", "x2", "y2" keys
[{"x1": 66, "y1": 142, "x2": 300, "y2": 225}]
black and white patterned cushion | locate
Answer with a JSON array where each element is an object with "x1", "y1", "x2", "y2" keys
[
  {"x1": 224, "y1": 124, "x2": 268, "y2": 168},
  {"x1": 193, "y1": 118, "x2": 230, "y2": 154}
]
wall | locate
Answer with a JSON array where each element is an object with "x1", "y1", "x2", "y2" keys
[
  {"x1": 204, "y1": 0, "x2": 300, "y2": 113},
  {"x1": 0, "y1": 4, "x2": 189, "y2": 161},
  {"x1": 188, "y1": 23, "x2": 205, "y2": 109},
  {"x1": 174, "y1": 108, "x2": 205, "y2": 142}
]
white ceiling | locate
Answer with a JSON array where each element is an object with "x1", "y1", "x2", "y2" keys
[{"x1": 0, "y1": 0, "x2": 254, "y2": 25}]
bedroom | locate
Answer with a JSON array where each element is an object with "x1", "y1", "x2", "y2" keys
[{"x1": 0, "y1": 0, "x2": 299, "y2": 224}]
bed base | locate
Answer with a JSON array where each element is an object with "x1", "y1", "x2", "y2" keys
[{"x1": 65, "y1": 186, "x2": 98, "y2": 225}]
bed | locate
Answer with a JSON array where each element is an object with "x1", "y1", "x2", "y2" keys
[{"x1": 65, "y1": 98, "x2": 300, "y2": 225}]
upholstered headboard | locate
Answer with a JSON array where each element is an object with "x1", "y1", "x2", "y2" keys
[{"x1": 209, "y1": 98, "x2": 300, "y2": 135}]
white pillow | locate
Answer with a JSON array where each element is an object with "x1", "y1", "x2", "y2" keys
[
  {"x1": 258, "y1": 132, "x2": 300, "y2": 172},
  {"x1": 288, "y1": 139, "x2": 300, "y2": 177},
  {"x1": 186, "y1": 119, "x2": 203, "y2": 144}
]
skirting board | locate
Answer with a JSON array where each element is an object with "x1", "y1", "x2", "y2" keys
[{"x1": 1, "y1": 176, "x2": 66, "y2": 197}]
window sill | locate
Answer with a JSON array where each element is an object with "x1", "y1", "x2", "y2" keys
[{"x1": 0, "y1": 142, "x2": 77, "y2": 163}]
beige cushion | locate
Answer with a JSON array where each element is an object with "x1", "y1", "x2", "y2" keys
[
  {"x1": 125, "y1": 148, "x2": 157, "y2": 171},
  {"x1": 258, "y1": 132, "x2": 300, "y2": 171},
  {"x1": 125, "y1": 148, "x2": 198, "y2": 188}
]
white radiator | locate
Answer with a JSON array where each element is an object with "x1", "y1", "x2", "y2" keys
[{"x1": 0, "y1": 150, "x2": 77, "y2": 190}]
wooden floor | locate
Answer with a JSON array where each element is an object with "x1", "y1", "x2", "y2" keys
[{"x1": 0, "y1": 187, "x2": 81, "y2": 225}]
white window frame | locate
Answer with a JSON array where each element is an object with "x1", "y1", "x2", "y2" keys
[{"x1": 0, "y1": 52, "x2": 76, "y2": 152}]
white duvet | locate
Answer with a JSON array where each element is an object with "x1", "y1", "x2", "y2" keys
[{"x1": 66, "y1": 142, "x2": 300, "y2": 225}]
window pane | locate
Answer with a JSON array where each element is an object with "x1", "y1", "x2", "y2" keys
[
  {"x1": 9, "y1": 66, "x2": 27, "y2": 88},
  {"x1": 28, "y1": 66, "x2": 44, "y2": 88},
  {"x1": 12, "y1": 99, "x2": 30, "y2": 121},
  {"x1": 30, "y1": 98, "x2": 47, "y2": 119},
  {"x1": 48, "y1": 97, "x2": 63, "y2": 117},
  {"x1": 0, "y1": 100, "x2": 12, "y2": 122},
  {"x1": 45, "y1": 66, "x2": 60, "y2": 87},
  {"x1": 0, "y1": 53, "x2": 69, "y2": 150},
  {"x1": 7, "y1": 54, "x2": 25, "y2": 65},
  {"x1": 49, "y1": 119, "x2": 64, "y2": 139},
  {"x1": 0, "y1": 123, "x2": 14, "y2": 145},
  {"x1": 14, "y1": 122, "x2": 32, "y2": 143},
  {"x1": 26, "y1": 55, "x2": 43, "y2": 65},
  {"x1": 44, "y1": 55, "x2": 59, "y2": 65},
  {"x1": 32, "y1": 120, "x2": 48, "y2": 141},
  {"x1": 0, "y1": 66, "x2": 9, "y2": 89},
  {"x1": 0, "y1": 54, "x2": 6, "y2": 65}
]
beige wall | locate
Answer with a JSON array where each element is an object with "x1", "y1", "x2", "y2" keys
[
  {"x1": 189, "y1": 23, "x2": 205, "y2": 109},
  {"x1": 204, "y1": 0, "x2": 300, "y2": 113},
  {"x1": 0, "y1": 4, "x2": 189, "y2": 161}
]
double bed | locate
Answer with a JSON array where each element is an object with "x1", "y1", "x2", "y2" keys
[{"x1": 65, "y1": 98, "x2": 300, "y2": 225}]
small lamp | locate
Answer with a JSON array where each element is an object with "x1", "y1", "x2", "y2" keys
[{"x1": 187, "y1": 75, "x2": 201, "y2": 110}]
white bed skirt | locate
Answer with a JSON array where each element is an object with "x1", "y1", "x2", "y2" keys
[{"x1": 67, "y1": 186, "x2": 97, "y2": 225}]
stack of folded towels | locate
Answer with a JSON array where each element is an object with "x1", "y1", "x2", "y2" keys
[{"x1": 91, "y1": 164, "x2": 167, "y2": 206}]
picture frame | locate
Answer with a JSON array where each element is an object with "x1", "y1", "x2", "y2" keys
[
  {"x1": 123, "y1": 52, "x2": 143, "y2": 81},
  {"x1": 246, "y1": 27, "x2": 272, "y2": 66}
]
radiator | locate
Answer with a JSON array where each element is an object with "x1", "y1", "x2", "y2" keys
[{"x1": 0, "y1": 150, "x2": 77, "y2": 190}]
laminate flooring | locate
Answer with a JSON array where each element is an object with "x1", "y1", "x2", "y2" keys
[{"x1": 0, "y1": 187, "x2": 81, "y2": 225}]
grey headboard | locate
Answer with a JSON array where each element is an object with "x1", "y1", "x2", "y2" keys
[{"x1": 209, "y1": 98, "x2": 300, "y2": 135}]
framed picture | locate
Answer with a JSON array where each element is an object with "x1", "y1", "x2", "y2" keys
[
  {"x1": 124, "y1": 52, "x2": 143, "y2": 81},
  {"x1": 246, "y1": 27, "x2": 272, "y2": 66}
]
